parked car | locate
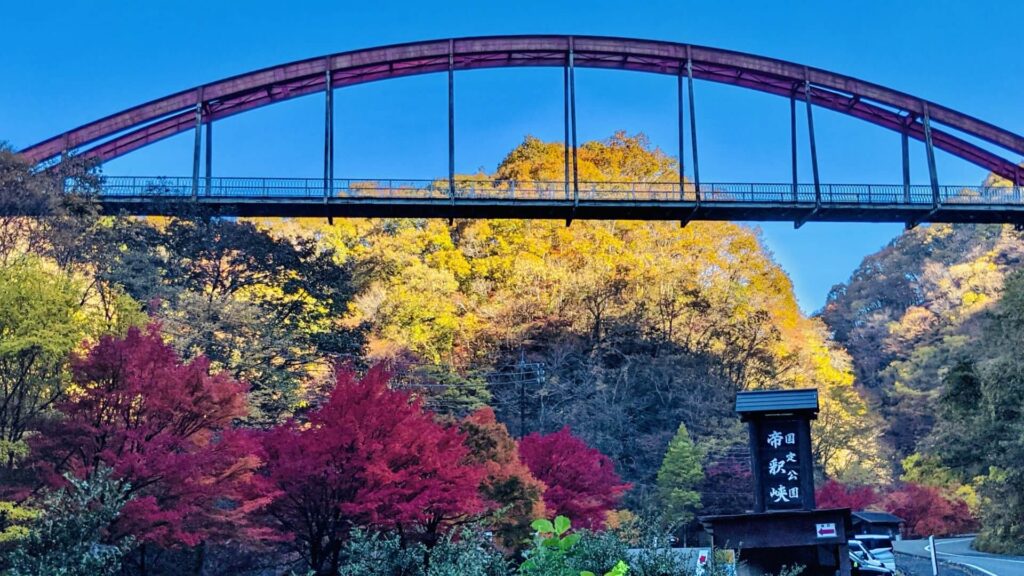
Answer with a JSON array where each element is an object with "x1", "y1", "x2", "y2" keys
[
  {"x1": 850, "y1": 556, "x2": 894, "y2": 576},
  {"x1": 849, "y1": 540, "x2": 893, "y2": 576},
  {"x1": 853, "y1": 534, "x2": 897, "y2": 572}
]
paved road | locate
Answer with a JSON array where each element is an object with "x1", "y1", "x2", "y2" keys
[{"x1": 895, "y1": 537, "x2": 1024, "y2": 576}]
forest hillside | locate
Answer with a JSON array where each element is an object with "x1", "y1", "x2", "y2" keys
[
  {"x1": 273, "y1": 133, "x2": 883, "y2": 500},
  {"x1": 821, "y1": 202, "x2": 1024, "y2": 552},
  {"x1": 3, "y1": 134, "x2": 1020, "y2": 575}
]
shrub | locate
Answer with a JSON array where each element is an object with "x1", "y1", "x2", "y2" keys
[
  {"x1": 5, "y1": 466, "x2": 134, "y2": 576},
  {"x1": 520, "y1": 516, "x2": 629, "y2": 576},
  {"x1": 423, "y1": 527, "x2": 512, "y2": 576},
  {"x1": 336, "y1": 526, "x2": 512, "y2": 576},
  {"x1": 571, "y1": 530, "x2": 629, "y2": 575},
  {"x1": 337, "y1": 529, "x2": 423, "y2": 576}
]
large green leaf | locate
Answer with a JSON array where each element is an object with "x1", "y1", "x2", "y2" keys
[
  {"x1": 554, "y1": 515, "x2": 571, "y2": 535},
  {"x1": 531, "y1": 518, "x2": 555, "y2": 534}
]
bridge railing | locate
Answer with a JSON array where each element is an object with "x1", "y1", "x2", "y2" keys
[{"x1": 97, "y1": 176, "x2": 1024, "y2": 206}]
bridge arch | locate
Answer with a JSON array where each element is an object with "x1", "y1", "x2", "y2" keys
[{"x1": 18, "y1": 35, "x2": 1024, "y2": 185}]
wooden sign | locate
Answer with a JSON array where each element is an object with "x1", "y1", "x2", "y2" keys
[{"x1": 736, "y1": 389, "x2": 818, "y2": 513}]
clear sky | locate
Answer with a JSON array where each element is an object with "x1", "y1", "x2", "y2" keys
[{"x1": 3, "y1": 1, "x2": 1022, "y2": 312}]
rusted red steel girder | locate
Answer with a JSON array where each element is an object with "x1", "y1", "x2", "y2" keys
[{"x1": 18, "y1": 36, "x2": 1024, "y2": 185}]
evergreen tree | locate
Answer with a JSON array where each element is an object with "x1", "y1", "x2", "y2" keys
[{"x1": 656, "y1": 423, "x2": 703, "y2": 530}]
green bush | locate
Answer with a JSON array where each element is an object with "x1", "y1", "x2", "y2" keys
[
  {"x1": 571, "y1": 530, "x2": 628, "y2": 575},
  {"x1": 627, "y1": 547, "x2": 688, "y2": 576},
  {"x1": 337, "y1": 529, "x2": 422, "y2": 576},
  {"x1": 336, "y1": 526, "x2": 511, "y2": 576},
  {"x1": 520, "y1": 516, "x2": 630, "y2": 576},
  {"x1": 424, "y1": 528, "x2": 511, "y2": 576},
  {"x1": 4, "y1": 466, "x2": 134, "y2": 576}
]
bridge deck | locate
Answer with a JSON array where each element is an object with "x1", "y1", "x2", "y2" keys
[{"x1": 96, "y1": 176, "x2": 1024, "y2": 224}]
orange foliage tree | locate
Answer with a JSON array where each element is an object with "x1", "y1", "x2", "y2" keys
[{"x1": 460, "y1": 407, "x2": 546, "y2": 551}]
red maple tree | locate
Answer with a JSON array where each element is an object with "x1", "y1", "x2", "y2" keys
[
  {"x1": 882, "y1": 483, "x2": 977, "y2": 538},
  {"x1": 460, "y1": 407, "x2": 546, "y2": 550},
  {"x1": 815, "y1": 479, "x2": 879, "y2": 511},
  {"x1": 518, "y1": 427, "x2": 630, "y2": 530},
  {"x1": 32, "y1": 324, "x2": 265, "y2": 548},
  {"x1": 699, "y1": 462, "x2": 754, "y2": 516},
  {"x1": 258, "y1": 365, "x2": 485, "y2": 575}
]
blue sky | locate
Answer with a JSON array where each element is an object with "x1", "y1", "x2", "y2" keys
[{"x1": 3, "y1": 1, "x2": 1022, "y2": 312}]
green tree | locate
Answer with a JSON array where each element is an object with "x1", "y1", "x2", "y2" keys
[
  {"x1": 84, "y1": 216, "x2": 364, "y2": 424},
  {"x1": 0, "y1": 500, "x2": 37, "y2": 555},
  {"x1": 656, "y1": 423, "x2": 703, "y2": 531},
  {"x1": 0, "y1": 258, "x2": 88, "y2": 469},
  {"x1": 820, "y1": 222, "x2": 1022, "y2": 459},
  {"x1": 5, "y1": 466, "x2": 134, "y2": 576},
  {"x1": 930, "y1": 270, "x2": 1024, "y2": 553},
  {"x1": 0, "y1": 257, "x2": 142, "y2": 472}
]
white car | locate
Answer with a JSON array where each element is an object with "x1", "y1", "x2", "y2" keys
[
  {"x1": 849, "y1": 540, "x2": 885, "y2": 567},
  {"x1": 853, "y1": 535, "x2": 896, "y2": 572}
]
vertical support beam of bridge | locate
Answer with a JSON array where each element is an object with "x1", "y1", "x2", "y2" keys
[
  {"x1": 677, "y1": 67, "x2": 685, "y2": 201},
  {"x1": 902, "y1": 123, "x2": 911, "y2": 203},
  {"x1": 563, "y1": 58, "x2": 570, "y2": 201},
  {"x1": 922, "y1": 103, "x2": 940, "y2": 208},
  {"x1": 204, "y1": 119, "x2": 212, "y2": 197},
  {"x1": 803, "y1": 73, "x2": 821, "y2": 209},
  {"x1": 323, "y1": 68, "x2": 331, "y2": 199},
  {"x1": 790, "y1": 92, "x2": 798, "y2": 202},
  {"x1": 191, "y1": 88, "x2": 204, "y2": 200},
  {"x1": 569, "y1": 37, "x2": 579, "y2": 208},
  {"x1": 324, "y1": 67, "x2": 334, "y2": 207},
  {"x1": 686, "y1": 47, "x2": 701, "y2": 202},
  {"x1": 448, "y1": 40, "x2": 456, "y2": 205}
]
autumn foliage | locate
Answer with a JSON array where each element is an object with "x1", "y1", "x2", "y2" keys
[
  {"x1": 31, "y1": 324, "x2": 264, "y2": 547},
  {"x1": 814, "y1": 479, "x2": 977, "y2": 538},
  {"x1": 14, "y1": 321, "x2": 630, "y2": 574},
  {"x1": 519, "y1": 427, "x2": 630, "y2": 530},
  {"x1": 699, "y1": 463, "x2": 754, "y2": 516},
  {"x1": 882, "y1": 483, "x2": 977, "y2": 538},
  {"x1": 258, "y1": 365, "x2": 485, "y2": 574},
  {"x1": 4, "y1": 132, "x2": 959, "y2": 570},
  {"x1": 460, "y1": 407, "x2": 546, "y2": 550},
  {"x1": 814, "y1": 479, "x2": 879, "y2": 511}
]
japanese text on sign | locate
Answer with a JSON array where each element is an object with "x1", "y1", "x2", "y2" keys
[{"x1": 758, "y1": 420, "x2": 803, "y2": 509}]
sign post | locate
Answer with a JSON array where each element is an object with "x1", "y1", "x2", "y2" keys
[
  {"x1": 702, "y1": 389, "x2": 854, "y2": 576},
  {"x1": 737, "y1": 389, "x2": 818, "y2": 512}
]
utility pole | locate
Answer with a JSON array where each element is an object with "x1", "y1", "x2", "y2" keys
[
  {"x1": 519, "y1": 351, "x2": 527, "y2": 439},
  {"x1": 485, "y1": 359, "x2": 545, "y2": 439}
]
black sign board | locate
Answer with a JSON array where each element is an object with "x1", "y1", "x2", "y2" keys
[{"x1": 736, "y1": 389, "x2": 818, "y2": 513}]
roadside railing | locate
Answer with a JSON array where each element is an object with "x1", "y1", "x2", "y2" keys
[{"x1": 96, "y1": 176, "x2": 1024, "y2": 207}]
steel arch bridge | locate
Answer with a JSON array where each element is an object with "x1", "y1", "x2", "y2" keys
[{"x1": 17, "y1": 35, "x2": 1024, "y2": 226}]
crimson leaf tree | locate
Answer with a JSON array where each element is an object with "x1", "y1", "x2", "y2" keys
[
  {"x1": 258, "y1": 365, "x2": 485, "y2": 575},
  {"x1": 519, "y1": 427, "x2": 630, "y2": 530},
  {"x1": 32, "y1": 324, "x2": 264, "y2": 551}
]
